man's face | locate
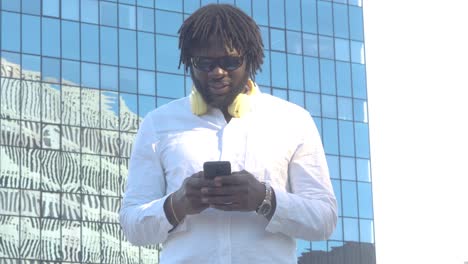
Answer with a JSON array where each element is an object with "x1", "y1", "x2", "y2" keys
[{"x1": 190, "y1": 40, "x2": 249, "y2": 110}]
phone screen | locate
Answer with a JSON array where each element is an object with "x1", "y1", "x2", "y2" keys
[{"x1": 203, "y1": 161, "x2": 231, "y2": 179}]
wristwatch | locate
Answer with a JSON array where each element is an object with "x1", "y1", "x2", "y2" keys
[{"x1": 256, "y1": 182, "x2": 273, "y2": 217}]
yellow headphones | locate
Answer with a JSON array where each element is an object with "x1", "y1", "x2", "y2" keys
[{"x1": 190, "y1": 79, "x2": 258, "y2": 118}]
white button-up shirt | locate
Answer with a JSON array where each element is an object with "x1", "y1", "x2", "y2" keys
[{"x1": 120, "y1": 91, "x2": 337, "y2": 264}]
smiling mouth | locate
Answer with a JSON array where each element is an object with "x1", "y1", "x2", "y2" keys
[{"x1": 208, "y1": 83, "x2": 230, "y2": 94}]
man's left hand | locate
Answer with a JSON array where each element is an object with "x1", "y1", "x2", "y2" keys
[{"x1": 200, "y1": 170, "x2": 265, "y2": 212}]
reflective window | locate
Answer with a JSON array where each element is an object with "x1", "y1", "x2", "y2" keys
[
  {"x1": 138, "y1": 70, "x2": 156, "y2": 95},
  {"x1": 2, "y1": 11, "x2": 21, "y2": 52},
  {"x1": 356, "y1": 158, "x2": 371, "y2": 182},
  {"x1": 42, "y1": 57, "x2": 60, "y2": 83},
  {"x1": 319, "y1": 59, "x2": 336, "y2": 95},
  {"x1": 61, "y1": 0, "x2": 79, "y2": 20},
  {"x1": 302, "y1": 33, "x2": 318, "y2": 57},
  {"x1": 1, "y1": 1, "x2": 20, "y2": 12},
  {"x1": 260, "y1": 26, "x2": 270, "y2": 50},
  {"x1": 62, "y1": 59, "x2": 80, "y2": 85},
  {"x1": 81, "y1": 0, "x2": 99, "y2": 24},
  {"x1": 322, "y1": 118, "x2": 338, "y2": 155},
  {"x1": 269, "y1": 0, "x2": 285, "y2": 28},
  {"x1": 137, "y1": 0, "x2": 153, "y2": 8},
  {"x1": 336, "y1": 61, "x2": 352, "y2": 97},
  {"x1": 358, "y1": 182, "x2": 374, "y2": 219},
  {"x1": 81, "y1": 62, "x2": 99, "y2": 89},
  {"x1": 353, "y1": 99, "x2": 368, "y2": 123},
  {"x1": 355, "y1": 122, "x2": 370, "y2": 158},
  {"x1": 156, "y1": 34, "x2": 183, "y2": 74},
  {"x1": 352, "y1": 63, "x2": 367, "y2": 99},
  {"x1": 100, "y1": 26, "x2": 118, "y2": 65},
  {"x1": 22, "y1": 0, "x2": 41, "y2": 15},
  {"x1": 333, "y1": 3, "x2": 349, "y2": 38},
  {"x1": 287, "y1": 31, "x2": 302, "y2": 54},
  {"x1": 285, "y1": 0, "x2": 300, "y2": 30},
  {"x1": 302, "y1": 0, "x2": 317, "y2": 34},
  {"x1": 22, "y1": 15, "x2": 41, "y2": 55},
  {"x1": 327, "y1": 155, "x2": 340, "y2": 179},
  {"x1": 296, "y1": 239, "x2": 311, "y2": 258},
  {"x1": 335, "y1": 38, "x2": 350, "y2": 62},
  {"x1": 62, "y1": 21, "x2": 80, "y2": 60},
  {"x1": 319, "y1": 36, "x2": 334, "y2": 59},
  {"x1": 256, "y1": 51, "x2": 270, "y2": 86},
  {"x1": 120, "y1": 67, "x2": 137, "y2": 94},
  {"x1": 138, "y1": 95, "x2": 155, "y2": 118},
  {"x1": 339, "y1": 120, "x2": 355, "y2": 156},
  {"x1": 138, "y1": 32, "x2": 155, "y2": 70},
  {"x1": 184, "y1": 0, "x2": 200, "y2": 13},
  {"x1": 349, "y1": 0, "x2": 363, "y2": 6},
  {"x1": 236, "y1": 0, "x2": 252, "y2": 16},
  {"x1": 42, "y1": 0, "x2": 59, "y2": 17},
  {"x1": 21, "y1": 80, "x2": 41, "y2": 122},
  {"x1": 360, "y1": 219, "x2": 374, "y2": 243},
  {"x1": 343, "y1": 217, "x2": 359, "y2": 241},
  {"x1": 321, "y1": 95, "x2": 336, "y2": 119},
  {"x1": 119, "y1": 29, "x2": 137, "y2": 68},
  {"x1": 342, "y1": 181, "x2": 358, "y2": 217},
  {"x1": 42, "y1": 18, "x2": 61, "y2": 58},
  {"x1": 351, "y1": 41, "x2": 365, "y2": 64},
  {"x1": 288, "y1": 90, "x2": 304, "y2": 107},
  {"x1": 340, "y1": 156, "x2": 356, "y2": 180},
  {"x1": 100, "y1": 1, "x2": 118, "y2": 27},
  {"x1": 317, "y1": 1, "x2": 333, "y2": 36},
  {"x1": 101, "y1": 65, "x2": 118, "y2": 91},
  {"x1": 156, "y1": 0, "x2": 182, "y2": 12},
  {"x1": 270, "y1": 29, "x2": 285, "y2": 51},
  {"x1": 252, "y1": 0, "x2": 268, "y2": 26},
  {"x1": 349, "y1": 6, "x2": 364, "y2": 41},
  {"x1": 155, "y1": 10, "x2": 182, "y2": 36},
  {"x1": 157, "y1": 73, "x2": 184, "y2": 98},
  {"x1": 287, "y1": 54, "x2": 303, "y2": 90},
  {"x1": 272, "y1": 89, "x2": 287, "y2": 101},
  {"x1": 119, "y1": 4, "x2": 136, "y2": 29},
  {"x1": 137, "y1": 7, "x2": 155, "y2": 32},
  {"x1": 303, "y1": 57, "x2": 320, "y2": 93},
  {"x1": 21, "y1": 54, "x2": 41, "y2": 78},
  {"x1": 338, "y1": 96, "x2": 353, "y2": 120},
  {"x1": 271, "y1": 52, "x2": 287, "y2": 88},
  {"x1": 305, "y1": 92, "x2": 321, "y2": 117},
  {"x1": 330, "y1": 216, "x2": 343, "y2": 240},
  {"x1": 81, "y1": 23, "x2": 99, "y2": 63}
]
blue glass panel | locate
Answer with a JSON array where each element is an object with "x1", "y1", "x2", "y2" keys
[
  {"x1": 321, "y1": 95, "x2": 336, "y2": 119},
  {"x1": 42, "y1": 0, "x2": 59, "y2": 17},
  {"x1": 157, "y1": 73, "x2": 184, "y2": 98},
  {"x1": 62, "y1": 59, "x2": 80, "y2": 85},
  {"x1": 2, "y1": 12, "x2": 21, "y2": 52},
  {"x1": 356, "y1": 158, "x2": 371, "y2": 182},
  {"x1": 137, "y1": 0, "x2": 153, "y2": 8},
  {"x1": 100, "y1": 27, "x2": 118, "y2": 66},
  {"x1": 360, "y1": 219, "x2": 374, "y2": 243},
  {"x1": 184, "y1": 0, "x2": 200, "y2": 13},
  {"x1": 358, "y1": 182, "x2": 374, "y2": 219},
  {"x1": 271, "y1": 52, "x2": 287, "y2": 88},
  {"x1": 314, "y1": 117, "x2": 322, "y2": 135},
  {"x1": 42, "y1": 57, "x2": 60, "y2": 83},
  {"x1": 61, "y1": 21, "x2": 80, "y2": 60},
  {"x1": 22, "y1": 15, "x2": 40, "y2": 55},
  {"x1": 252, "y1": 0, "x2": 268, "y2": 26},
  {"x1": 101, "y1": 65, "x2": 118, "y2": 91},
  {"x1": 236, "y1": 0, "x2": 252, "y2": 16},
  {"x1": 322, "y1": 118, "x2": 338, "y2": 155},
  {"x1": 353, "y1": 99, "x2": 367, "y2": 123},
  {"x1": 311, "y1": 241, "x2": 327, "y2": 251},
  {"x1": 330, "y1": 216, "x2": 343, "y2": 240},
  {"x1": 201, "y1": 0, "x2": 218, "y2": 4},
  {"x1": 156, "y1": 0, "x2": 182, "y2": 12},
  {"x1": 121, "y1": 93, "x2": 138, "y2": 122},
  {"x1": 120, "y1": 0, "x2": 135, "y2": 5},
  {"x1": 137, "y1": 7, "x2": 154, "y2": 32},
  {"x1": 156, "y1": 34, "x2": 183, "y2": 74},
  {"x1": 302, "y1": 33, "x2": 318, "y2": 57},
  {"x1": 319, "y1": 59, "x2": 336, "y2": 95},
  {"x1": 138, "y1": 70, "x2": 156, "y2": 95},
  {"x1": 352, "y1": 63, "x2": 367, "y2": 99},
  {"x1": 42, "y1": 18, "x2": 61, "y2": 58},
  {"x1": 100, "y1": 1, "x2": 118, "y2": 27},
  {"x1": 157, "y1": 97, "x2": 175, "y2": 107},
  {"x1": 272, "y1": 89, "x2": 287, "y2": 101},
  {"x1": 288, "y1": 90, "x2": 304, "y2": 107},
  {"x1": 270, "y1": 29, "x2": 285, "y2": 51},
  {"x1": 138, "y1": 95, "x2": 155, "y2": 118},
  {"x1": 185, "y1": 76, "x2": 192, "y2": 96},
  {"x1": 119, "y1": 4, "x2": 136, "y2": 29},
  {"x1": 302, "y1": 0, "x2": 317, "y2": 34},
  {"x1": 120, "y1": 68, "x2": 137, "y2": 93},
  {"x1": 138, "y1": 32, "x2": 155, "y2": 70},
  {"x1": 336, "y1": 61, "x2": 352, "y2": 97},
  {"x1": 22, "y1": 0, "x2": 41, "y2": 15},
  {"x1": 305, "y1": 92, "x2": 320, "y2": 117},
  {"x1": 61, "y1": 0, "x2": 79, "y2": 20},
  {"x1": 340, "y1": 156, "x2": 356, "y2": 180},
  {"x1": 287, "y1": 31, "x2": 302, "y2": 54},
  {"x1": 335, "y1": 38, "x2": 350, "y2": 62},
  {"x1": 303, "y1": 57, "x2": 319, "y2": 93},
  {"x1": 343, "y1": 217, "x2": 359, "y2": 241},
  {"x1": 296, "y1": 239, "x2": 311, "y2": 258},
  {"x1": 317, "y1": 1, "x2": 333, "y2": 36},
  {"x1": 285, "y1": 0, "x2": 300, "y2": 30},
  {"x1": 2, "y1": 1, "x2": 20, "y2": 12},
  {"x1": 21, "y1": 53, "x2": 40, "y2": 75},
  {"x1": 349, "y1": 6, "x2": 364, "y2": 41},
  {"x1": 287, "y1": 54, "x2": 303, "y2": 90},
  {"x1": 327, "y1": 155, "x2": 340, "y2": 179},
  {"x1": 319, "y1": 36, "x2": 334, "y2": 59},
  {"x1": 81, "y1": 63, "x2": 99, "y2": 89},
  {"x1": 333, "y1": 3, "x2": 349, "y2": 38},
  {"x1": 81, "y1": 23, "x2": 99, "y2": 63},
  {"x1": 256, "y1": 51, "x2": 270, "y2": 86},
  {"x1": 338, "y1": 96, "x2": 353, "y2": 120},
  {"x1": 81, "y1": 0, "x2": 99, "y2": 24},
  {"x1": 342, "y1": 181, "x2": 358, "y2": 217},
  {"x1": 355, "y1": 122, "x2": 369, "y2": 158},
  {"x1": 218, "y1": 0, "x2": 234, "y2": 4},
  {"x1": 260, "y1": 26, "x2": 270, "y2": 50},
  {"x1": 119, "y1": 29, "x2": 137, "y2": 68},
  {"x1": 339, "y1": 120, "x2": 355, "y2": 156},
  {"x1": 351, "y1": 41, "x2": 365, "y2": 64},
  {"x1": 155, "y1": 10, "x2": 182, "y2": 36},
  {"x1": 269, "y1": 0, "x2": 285, "y2": 28}
]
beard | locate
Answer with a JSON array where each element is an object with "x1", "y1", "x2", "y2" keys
[{"x1": 191, "y1": 69, "x2": 250, "y2": 110}]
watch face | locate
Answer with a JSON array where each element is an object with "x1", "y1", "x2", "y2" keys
[{"x1": 259, "y1": 203, "x2": 272, "y2": 215}]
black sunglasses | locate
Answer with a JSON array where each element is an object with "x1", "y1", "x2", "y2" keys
[{"x1": 191, "y1": 56, "x2": 244, "y2": 72}]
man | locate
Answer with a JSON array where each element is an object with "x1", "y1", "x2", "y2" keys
[{"x1": 120, "y1": 4, "x2": 337, "y2": 264}]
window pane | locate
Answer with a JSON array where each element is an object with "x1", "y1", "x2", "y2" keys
[
  {"x1": 288, "y1": 90, "x2": 304, "y2": 107},
  {"x1": 271, "y1": 52, "x2": 287, "y2": 88},
  {"x1": 138, "y1": 70, "x2": 156, "y2": 95},
  {"x1": 81, "y1": 62, "x2": 99, "y2": 89},
  {"x1": 157, "y1": 73, "x2": 184, "y2": 98},
  {"x1": 42, "y1": 57, "x2": 60, "y2": 83},
  {"x1": 303, "y1": 33, "x2": 318, "y2": 57},
  {"x1": 62, "y1": 85, "x2": 81, "y2": 125},
  {"x1": 236, "y1": 0, "x2": 252, "y2": 16},
  {"x1": 21, "y1": 54, "x2": 41, "y2": 79},
  {"x1": 184, "y1": 0, "x2": 200, "y2": 14},
  {"x1": 356, "y1": 158, "x2": 371, "y2": 182},
  {"x1": 339, "y1": 120, "x2": 355, "y2": 156},
  {"x1": 2, "y1": 1, "x2": 20, "y2": 12},
  {"x1": 2, "y1": 11, "x2": 21, "y2": 52},
  {"x1": 317, "y1": 1, "x2": 333, "y2": 36},
  {"x1": 256, "y1": 51, "x2": 270, "y2": 86},
  {"x1": 327, "y1": 155, "x2": 340, "y2": 180},
  {"x1": 303, "y1": 57, "x2": 319, "y2": 93},
  {"x1": 100, "y1": 27, "x2": 118, "y2": 65},
  {"x1": 305, "y1": 92, "x2": 320, "y2": 117},
  {"x1": 81, "y1": 23, "x2": 99, "y2": 63},
  {"x1": 119, "y1": 29, "x2": 137, "y2": 68},
  {"x1": 319, "y1": 59, "x2": 336, "y2": 95},
  {"x1": 287, "y1": 54, "x2": 303, "y2": 91},
  {"x1": 287, "y1": 31, "x2": 302, "y2": 54},
  {"x1": 62, "y1": 0, "x2": 79, "y2": 20},
  {"x1": 270, "y1": 28, "x2": 285, "y2": 51},
  {"x1": 352, "y1": 63, "x2": 367, "y2": 99},
  {"x1": 101, "y1": 65, "x2": 118, "y2": 91},
  {"x1": 353, "y1": 98, "x2": 368, "y2": 123},
  {"x1": 120, "y1": 67, "x2": 137, "y2": 94},
  {"x1": 260, "y1": 26, "x2": 270, "y2": 50},
  {"x1": 330, "y1": 216, "x2": 343, "y2": 240},
  {"x1": 138, "y1": 95, "x2": 155, "y2": 118},
  {"x1": 360, "y1": 219, "x2": 374, "y2": 243},
  {"x1": 349, "y1": 6, "x2": 364, "y2": 41},
  {"x1": 333, "y1": 3, "x2": 349, "y2": 38},
  {"x1": 155, "y1": 0, "x2": 182, "y2": 12},
  {"x1": 351, "y1": 41, "x2": 365, "y2": 64},
  {"x1": 62, "y1": 59, "x2": 80, "y2": 85},
  {"x1": 252, "y1": 0, "x2": 268, "y2": 26},
  {"x1": 137, "y1": 7, "x2": 154, "y2": 32},
  {"x1": 138, "y1": 32, "x2": 155, "y2": 70},
  {"x1": 342, "y1": 181, "x2": 358, "y2": 217},
  {"x1": 81, "y1": 0, "x2": 99, "y2": 24},
  {"x1": 319, "y1": 36, "x2": 334, "y2": 59},
  {"x1": 100, "y1": 1, "x2": 118, "y2": 27},
  {"x1": 22, "y1": 0, "x2": 41, "y2": 15},
  {"x1": 338, "y1": 96, "x2": 353, "y2": 120},
  {"x1": 336, "y1": 61, "x2": 352, "y2": 97},
  {"x1": 343, "y1": 217, "x2": 359, "y2": 241},
  {"x1": 22, "y1": 15, "x2": 40, "y2": 55},
  {"x1": 119, "y1": 4, "x2": 136, "y2": 29},
  {"x1": 285, "y1": 0, "x2": 300, "y2": 30},
  {"x1": 358, "y1": 182, "x2": 374, "y2": 219},
  {"x1": 269, "y1": 0, "x2": 285, "y2": 28},
  {"x1": 62, "y1": 21, "x2": 80, "y2": 60},
  {"x1": 156, "y1": 35, "x2": 183, "y2": 74},
  {"x1": 101, "y1": 91, "x2": 119, "y2": 129},
  {"x1": 321, "y1": 95, "x2": 336, "y2": 119},
  {"x1": 155, "y1": 10, "x2": 182, "y2": 36},
  {"x1": 355, "y1": 122, "x2": 370, "y2": 158},
  {"x1": 42, "y1": 18, "x2": 61, "y2": 57},
  {"x1": 42, "y1": 0, "x2": 59, "y2": 17},
  {"x1": 335, "y1": 38, "x2": 350, "y2": 62},
  {"x1": 302, "y1": 0, "x2": 317, "y2": 34},
  {"x1": 272, "y1": 89, "x2": 287, "y2": 101},
  {"x1": 340, "y1": 156, "x2": 356, "y2": 180},
  {"x1": 322, "y1": 118, "x2": 338, "y2": 155}
]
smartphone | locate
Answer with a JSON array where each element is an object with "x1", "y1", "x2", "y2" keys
[{"x1": 203, "y1": 161, "x2": 231, "y2": 179}]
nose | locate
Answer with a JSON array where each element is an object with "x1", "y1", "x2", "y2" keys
[{"x1": 208, "y1": 65, "x2": 227, "y2": 78}]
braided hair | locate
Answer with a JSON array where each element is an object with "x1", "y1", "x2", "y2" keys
[{"x1": 178, "y1": 4, "x2": 264, "y2": 80}]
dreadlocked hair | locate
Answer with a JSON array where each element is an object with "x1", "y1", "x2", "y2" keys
[{"x1": 178, "y1": 4, "x2": 264, "y2": 80}]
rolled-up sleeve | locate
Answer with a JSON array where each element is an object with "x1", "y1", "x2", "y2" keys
[
  {"x1": 119, "y1": 114, "x2": 186, "y2": 246},
  {"x1": 266, "y1": 112, "x2": 337, "y2": 241}
]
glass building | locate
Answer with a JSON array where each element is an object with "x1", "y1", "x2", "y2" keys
[{"x1": 0, "y1": 0, "x2": 374, "y2": 263}]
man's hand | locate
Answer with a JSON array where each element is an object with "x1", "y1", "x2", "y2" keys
[{"x1": 200, "y1": 170, "x2": 265, "y2": 212}]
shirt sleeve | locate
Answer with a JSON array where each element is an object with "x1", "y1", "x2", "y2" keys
[
  {"x1": 119, "y1": 114, "x2": 187, "y2": 246},
  {"x1": 265, "y1": 111, "x2": 338, "y2": 241}
]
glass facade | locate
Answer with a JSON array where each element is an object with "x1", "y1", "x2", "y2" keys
[{"x1": 0, "y1": 0, "x2": 374, "y2": 263}]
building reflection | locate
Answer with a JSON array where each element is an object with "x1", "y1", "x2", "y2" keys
[{"x1": 298, "y1": 242, "x2": 376, "y2": 264}]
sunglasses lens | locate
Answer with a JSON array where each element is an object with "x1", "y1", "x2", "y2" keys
[
  {"x1": 192, "y1": 56, "x2": 243, "y2": 72},
  {"x1": 193, "y1": 57, "x2": 215, "y2": 72},
  {"x1": 220, "y1": 56, "x2": 243, "y2": 71}
]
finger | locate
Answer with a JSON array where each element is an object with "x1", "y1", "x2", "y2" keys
[
  {"x1": 210, "y1": 203, "x2": 242, "y2": 211},
  {"x1": 201, "y1": 195, "x2": 237, "y2": 205},
  {"x1": 214, "y1": 174, "x2": 248, "y2": 185},
  {"x1": 201, "y1": 186, "x2": 246, "y2": 196}
]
